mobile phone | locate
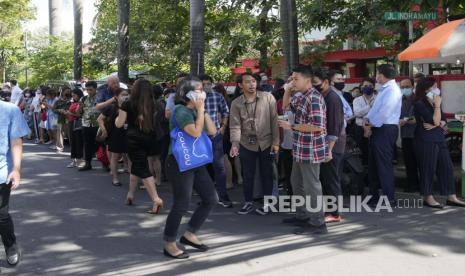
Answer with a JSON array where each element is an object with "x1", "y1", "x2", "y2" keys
[{"x1": 7, "y1": 181, "x2": 13, "y2": 189}]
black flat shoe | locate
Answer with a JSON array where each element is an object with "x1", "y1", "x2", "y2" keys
[
  {"x1": 163, "y1": 248, "x2": 189, "y2": 259},
  {"x1": 446, "y1": 200, "x2": 465, "y2": 207},
  {"x1": 180, "y1": 236, "x2": 209, "y2": 252},
  {"x1": 423, "y1": 201, "x2": 444, "y2": 209}
]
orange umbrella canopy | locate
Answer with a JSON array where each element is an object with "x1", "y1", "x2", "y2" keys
[{"x1": 398, "y1": 19, "x2": 465, "y2": 63}]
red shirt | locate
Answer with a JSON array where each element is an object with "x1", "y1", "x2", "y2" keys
[{"x1": 68, "y1": 102, "x2": 80, "y2": 122}]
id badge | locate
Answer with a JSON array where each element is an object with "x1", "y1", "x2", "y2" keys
[{"x1": 248, "y1": 135, "x2": 257, "y2": 145}]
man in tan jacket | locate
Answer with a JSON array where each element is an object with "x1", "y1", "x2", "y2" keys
[{"x1": 229, "y1": 73, "x2": 279, "y2": 216}]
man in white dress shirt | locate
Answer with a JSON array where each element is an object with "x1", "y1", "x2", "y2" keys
[{"x1": 364, "y1": 64, "x2": 402, "y2": 204}]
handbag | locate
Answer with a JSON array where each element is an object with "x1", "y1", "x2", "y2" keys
[
  {"x1": 96, "y1": 145, "x2": 110, "y2": 167},
  {"x1": 170, "y1": 107, "x2": 213, "y2": 172}
]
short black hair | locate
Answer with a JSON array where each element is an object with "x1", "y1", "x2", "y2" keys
[
  {"x1": 176, "y1": 72, "x2": 190, "y2": 80},
  {"x1": 10, "y1": 80, "x2": 17, "y2": 86},
  {"x1": 377, "y1": 64, "x2": 397, "y2": 79},
  {"x1": 72, "y1": 88, "x2": 84, "y2": 99},
  {"x1": 401, "y1": 78, "x2": 414, "y2": 86},
  {"x1": 85, "y1": 81, "x2": 98, "y2": 89},
  {"x1": 414, "y1": 72, "x2": 425, "y2": 79},
  {"x1": 199, "y1": 74, "x2": 214, "y2": 83},
  {"x1": 236, "y1": 73, "x2": 255, "y2": 84},
  {"x1": 313, "y1": 68, "x2": 330, "y2": 81},
  {"x1": 361, "y1": 77, "x2": 376, "y2": 86},
  {"x1": 328, "y1": 70, "x2": 343, "y2": 81},
  {"x1": 292, "y1": 64, "x2": 314, "y2": 79},
  {"x1": 152, "y1": 84, "x2": 163, "y2": 99}
]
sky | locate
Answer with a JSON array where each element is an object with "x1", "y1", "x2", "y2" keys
[{"x1": 25, "y1": 0, "x2": 98, "y2": 43}]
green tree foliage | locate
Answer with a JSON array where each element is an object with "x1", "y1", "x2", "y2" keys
[
  {"x1": 0, "y1": 0, "x2": 34, "y2": 83},
  {"x1": 89, "y1": 0, "x2": 283, "y2": 81},
  {"x1": 28, "y1": 36, "x2": 74, "y2": 87}
]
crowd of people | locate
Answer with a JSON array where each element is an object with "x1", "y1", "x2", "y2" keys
[{"x1": 2, "y1": 63, "x2": 465, "y2": 260}]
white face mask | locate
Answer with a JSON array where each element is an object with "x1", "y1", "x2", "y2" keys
[
  {"x1": 431, "y1": 87, "x2": 440, "y2": 96},
  {"x1": 120, "y1": 95, "x2": 129, "y2": 102},
  {"x1": 186, "y1": 91, "x2": 206, "y2": 101}
]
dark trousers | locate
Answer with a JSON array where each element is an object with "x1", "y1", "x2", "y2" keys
[
  {"x1": 212, "y1": 134, "x2": 229, "y2": 201},
  {"x1": 0, "y1": 185, "x2": 16, "y2": 249},
  {"x1": 415, "y1": 140, "x2": 455, "y2": 196},
  {"x1": 321, "y1": 152, "x2": 344, "y2": 216},
  {"x1": 240, "y1": 146, "x2": 273, "y2": 202},
  {"x1": 82, "y1": 127, "x2": 98, "y2": 164},
  {"x1": 368, "y1": 125, "x2": 398, "y2": 201},
  {"x1": 401, "y1": 138, "x2": 419, "y2": 192},
  {"x1": 70, "y1": 125, "x2": 84, "y2": 159},
  {"x1": 163, "y1": 155, "x2": 218, "y2": 242},
  {"x1": 354, "y1": 125, "x2": 369, "y2": 166},
  {"x1": 279, "y1": 148, "x2": 293, "y2": 195}
]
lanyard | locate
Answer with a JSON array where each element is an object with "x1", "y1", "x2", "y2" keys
[{"x1": 245, "y1": 97, "x2": 258, "y2": 130}]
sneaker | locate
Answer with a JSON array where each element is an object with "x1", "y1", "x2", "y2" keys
[
  {"x1": 49, "y1": 145, "x2": 57, "y2": 150},
  {"x1": 255, "y1": 206, "x2": 269, "y2": 216},
  {"x1": 325, "y1": 215, "x2": 342, "y2": 224},
  {"x1": 5, "y1": 244, "x2": 20, "y2": 266},
  {"x1": 218, "y1": 199, "x2": 233, "y2": 208},
  {"x1": 237, "y1": 202, "x2": 254, "y2": 215},
  {"x1": 76, "y1": 160, "x2": 85, "y2": 168},
  {"x1": 44, "y1": 140, "x2": 53, "y2": 145},
  {"x1": 67, "y1": 160, "x2": 77, "y2": 168},
  {"x1": 293, "y1": 224, "x2": 328, "y2": 235}
]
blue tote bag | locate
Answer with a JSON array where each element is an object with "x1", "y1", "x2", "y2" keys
[{"x1": 170, "y1": 108, "x2": 213, "y2": 172}]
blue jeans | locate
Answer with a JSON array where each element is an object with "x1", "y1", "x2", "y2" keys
[
  {"x1": 239, "y1": 146, "x2": 273, "y2": 202},
  {"x1": 212, "y1": 134, "x2": 229, "y2": 201}
]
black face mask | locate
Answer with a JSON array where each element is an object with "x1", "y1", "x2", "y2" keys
[
  {"x1": 362, "y1": 86, "x2": 375, "y2": 96},
  {"x1": 334, "y1": 82, "x2": 345, "y2": 91},
  {"x1": 313, "y1": 83, "x2": 323, "y2": 92}
]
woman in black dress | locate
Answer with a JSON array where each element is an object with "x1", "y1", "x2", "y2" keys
[
  {"x1": 115, "y1": 79, "x2": 163, "y2": 213},
  {"x1": 97, "y1": 88, "x2": 129, "y2": 186},
  {"x1": 413, "y1": 77, "x2": 465, "y2": 209}
]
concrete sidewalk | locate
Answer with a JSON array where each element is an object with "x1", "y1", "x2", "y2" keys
[{"x1": 2, "y1": 143, "x2": 465, "y2": 275}]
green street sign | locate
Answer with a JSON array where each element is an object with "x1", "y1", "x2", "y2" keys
[{"x1": 384, "y1": 12, "x2": 438, "y2": 21}]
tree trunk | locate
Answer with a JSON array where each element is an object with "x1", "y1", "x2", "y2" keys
[
  {"x1": 190, "y1": 0, "x2": 205, "y2": 76},
  {"x1": 258, "y1": 1, "x2": 272, "y2": 72},
  {"x1": 117, "y1": 0, "x2": 130, "y2": 83},
  {"x1": 49, "y1": 0, "x2": 62, "y2": 36},
  {"x1": 288, "y1": 0, "x2": 299, "y2": 70},
  {"x1": 280, "y1": 0, "x2": 291, "y2": 77},
  {"x1": 73, "y1": 0, "x2": 83, "y2": 81}
]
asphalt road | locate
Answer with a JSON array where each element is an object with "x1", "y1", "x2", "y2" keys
[{"x1": 2, "y1": 143, "x2": 465, "y2": 275}]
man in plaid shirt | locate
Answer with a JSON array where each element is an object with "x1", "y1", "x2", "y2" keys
[
  {"x1": 200, "y1": 74, "x2": 232, "y2": 208},
  {"x1": 279, "y1": 65, "x2": 328, "y2": 235}
]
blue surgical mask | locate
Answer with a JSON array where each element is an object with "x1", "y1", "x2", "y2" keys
[{"x1": 401, "y1": 88, "x2": 412, "y2": 97}]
